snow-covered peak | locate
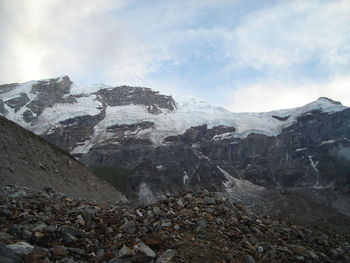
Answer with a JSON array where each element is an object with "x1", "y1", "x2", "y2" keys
[{"x1": 0, "y1": 76, "x2": 348, "y2": 153}]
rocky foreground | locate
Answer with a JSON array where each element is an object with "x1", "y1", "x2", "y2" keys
[{"x1": 1, "y1": 186, "x2": 350, "y2": 263}]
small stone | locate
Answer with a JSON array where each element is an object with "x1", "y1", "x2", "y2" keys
[
  {"x1": 156, "y1": 249, "x2": 176, "y2": 263},
  {"x1": 161, "y1": 219, "x2": 172, "y2": 228},
  {"x1": 58, "y1": 225, "x2": 85, "y2": 238},
  {"x1": 67, "y1": 247, "x2": 86, "y2": 256},
  {"x1": 120, "y1": 221, "x2": 136, "y2": 234},
  {"x1": 257, "y1": 245, "x2": 264, "y2": 254},
  {"x1": 295, "y1": 256, "x2": 304, "y2": 261},
  {"x1": 0, "y1": 243, "x2": 23, "y2": 263},
  {"x1": 306, "y1": 250, "x2": 319, "y2": 261},
  {"x1": 176, "y1": 199, "x2": 184, "y2": 207},
  {"x1": 7, "y1": 241, "x2": 34, "y2": 255},
  {"x1": 51, "y1": 245, "x2": 68, "y2": 256},
  {"x1": 152, "y1": 206, "x2": 161, "y2": 216},
  {"x1": 76, "y1": 215, "x2": 85, "y2": 226},
  {"x1": 22, "y1": 229, "x2": 32, "y2": 239},
  {"x1": 197, "y1": 219, "x2": 207, "y2": 228},
  {"x1": 184, "y1": 193, "x2": 193, "y2": 200},
  {"x1": 330, "y1": 248, "x2": 343, "y2": 258},
  {"x1": 119, "y1": 245, "x2": 132, "y2": 258},
  {"x1": 134, "y1": 242, "x2": 156, "y2": 258},
  {"x1": 145, "y1": 236, "x2": 163, "y2": 249},
  {"x1": 32, "y1": 223, "x2": 47, "y2": 232},
  {"x1": 289, "y1": 245, "x2": 307, "y2": 255},
  {"x1": 34, "y1": 231, "x2": 44, "y2": 238},
  {"x1": 106, "y1": 227, "x2": 113, "y2": 234},
  {"x1": 62, "y1": 232, "x2": 78, "y2": 243},
  {"x1": 9, "y1": 190, "x2": 27, "y2": 198},
  {"x1": 242, "y1": 254, "x2": 256, "y2": 263},
  {"x1": 202, "y1": 197, "x2": 216, "y2": 205},
  {"x1": 23, "y1": 251, "x2": 48, "y2": 262},
  {"x1": 108, "y1": 258, "x2": 133, "y2": 263}
]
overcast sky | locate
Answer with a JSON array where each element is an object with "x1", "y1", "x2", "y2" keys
[{"x1": 1, "y1": 0, "x2": 350, "y2": 112}]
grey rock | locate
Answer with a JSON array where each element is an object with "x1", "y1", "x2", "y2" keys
[
  {"x1": 176, "y1": 198, "x2": 184, "y2": 207},
  {"x1": 108, "y1": 258, "x2": 133, "y2": 263},
  {"x1": 4, "y1": 93, "x2": 29, "y2": 112},
  {"x1": 0, "y1": 243, "x2": 23, "y2": 263},
  {"x1": 6, "y1": 241, "x2": 34, "y2": 255},
  {"x1": 202, "y1": 197, "x2": 216, "y2": 205},
  {"x1": 242, "y1": 254, "x2": 256, "y2": 263},
  {"x1": 306, "y1": 250, "x2": 319, "y2": 261},
  {"x1": 156, "y1": 249, "x2": 176, "y2": 263},
  {"x1": 120, "y1": 221, "x2": 136, "y2": 234},
  {"x1": 134, "y1": 242, "x2": 156, "y2": 258},
  {"x1": 0, "y1": 99, "x2": 7, "y2": 115},
  {"x1": 32, "y1": 223, "x2": 47, "y2": 232},
  {"x1": 152, "y1": 206, "x2": 161, "y2": 216},
  {"x1": 22, "y1": 230, "x2": 32, "y2": 239},
  {"x1": 119, "y1": 245, "x2": 132, "y2": 258},
  {"x1": 161, "y1": 219, "x2": 172, "y2": 228},
  {"x1": 197, "y1": 219, "x2": 207, "y2": 228},
  {"x1": 9, "y1": 190, "x2": 27, "y2": 198},
  {"x1": 58, "y1": 225, "x2": 85, "y2": 238},
  {"x1": 0, "y1": 232, "x2": 14, "y2": 240},
  {"x1": 67, "y1": 247, "x2": 86, "y2": 255}
]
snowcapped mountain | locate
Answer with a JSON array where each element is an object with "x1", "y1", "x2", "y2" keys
[
  {"x1": 0, "y1": 76, "x2": 346, "y2": 150},
  {"x1": 1, "y1": 76, "x2": 350, "y2": 217}
]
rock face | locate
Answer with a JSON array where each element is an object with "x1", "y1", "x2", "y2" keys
[
  {"x1": 1, "y1": 186, "x2": 349, "y2": 263},
  {"x1": 0, "y1": 115, "x2": 124, "y2": 203},
  {"x1": 0, "y1": 99, "x2": 7, "y2": 115},
  {"x1": 0, "y1": 76, "x2": 350, "y2": 218},
  {"x1": 96, "y1": 86, "x2": 176, "y2": 114}
]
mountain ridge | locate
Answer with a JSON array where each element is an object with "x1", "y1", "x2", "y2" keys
[{"x1": 1, "y1": 76, "x2": 350, "y2": 219}]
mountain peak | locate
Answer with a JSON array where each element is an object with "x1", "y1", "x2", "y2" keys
[{"x1": 317, "y1": 97, "x2": 342, "y2": 105}]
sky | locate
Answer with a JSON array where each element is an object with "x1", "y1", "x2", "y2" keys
[{"x1": 1, "y1": 0, "x2": 350, "y2": 112}]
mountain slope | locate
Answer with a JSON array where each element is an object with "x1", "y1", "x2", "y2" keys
[
  {"x1": 0, "y1": 76, "x2": 349, "y2": 217},
  {"x1": 0, "y1": 115, "x2": 125, "y2": 203}
]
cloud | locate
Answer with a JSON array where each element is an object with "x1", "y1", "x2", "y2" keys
[
  {"x1": 227, "y1": 75, "x2": 350, "y2": 112},
  {"x1": 0, "y1": 0, "x2": 232, "y2": 85},
  {"x1": 1, "y1": 0, "x2": 350, "y2": 114},
  {"x1": 227, "y1": 0, "x2": 350, "y2": 72}
]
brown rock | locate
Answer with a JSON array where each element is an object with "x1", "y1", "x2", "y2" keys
[{"x1": 289, "y1": 245, "x2": 308, "y2": 255}]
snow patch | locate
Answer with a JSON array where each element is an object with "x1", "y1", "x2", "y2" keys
[
  {"x1": 308, "y1": 155, "x2": 319, "y2": 173},
  {"x1": 320, "y1": 140, "x2": 336, "y2": 145},
  {"x1": 183, "y1": 171, "x2": 189, "y2": 184},
  {"x1": 217, "y1": 166, "x2": 264, "y2": 194},
  {"x1": 295, "y1": 148, "x2": 307, "y2": 152},
  {"x1": 213, "y1": 132, "x2": 234, "y2": 141},
  {"x1": 137, "y1": 182, "x2": 157, "y2": 205},
  {"x1": 33, "y1": 95, "x2": 102, "y2": 134}
]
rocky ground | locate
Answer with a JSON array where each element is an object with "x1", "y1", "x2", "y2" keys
[{"x1": 1, "y1": 186, "x2": 350, "y2": 263}]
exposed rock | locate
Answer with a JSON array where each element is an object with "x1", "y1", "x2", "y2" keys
[
  {"x1": 96, "y1": 86, "x2": 176, "y2": 114},
  {"x1": 26, "y1": 76, "x2": 75, "y2": 121},
  {"x1": 6, "y1": 241, "x2": 34, "y2": 255},
  {"x1": 134, "y1": 242, "x2": 156, "y2": 258},
  {"x1": 156, "y1": 249, "x2": 176, "y2": 263},
  {"x1": 0, "y1": 243, "x2": 24, "y2": 263},
  {"x1": 0, "y1": 99, "x2": 7, "y2": 115},
  {"x1": 4, "y1": 93, "x2": 29, "y2": 112}
]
